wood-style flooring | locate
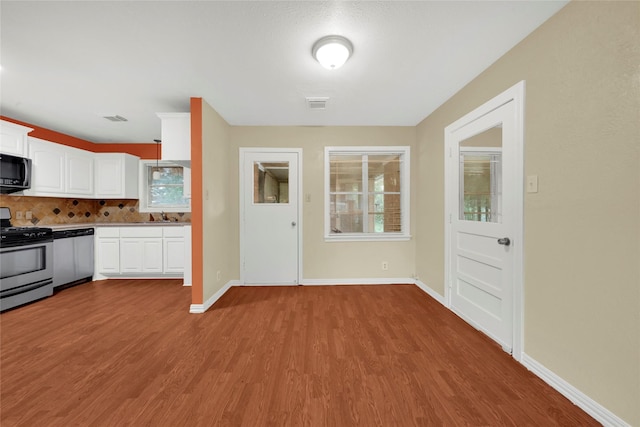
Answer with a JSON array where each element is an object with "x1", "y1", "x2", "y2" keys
[{"x1": 1, "y1": 280, "x2": 598, "y2": 426}]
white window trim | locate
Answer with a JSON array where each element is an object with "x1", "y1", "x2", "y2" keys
[
  {"x1": 138, "y1": 160, "x2": 191, "y2": 213},
  {"x1": 324, "y1": 146, "x2": 410, "y2": 242}
]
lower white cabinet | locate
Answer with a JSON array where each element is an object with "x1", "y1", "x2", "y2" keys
[
  {"x1": 120, "y1": 238, "x2": 163, "y2": 273},
  {"x1": 95, "y1": 226, "x2": 185, "y2": 279},
  {"x1": 97, "y1": 237, "x2": 120, "y2": 274},
  {"x1": 163, "y1": 226, "x2": 185, "y2": 274}
]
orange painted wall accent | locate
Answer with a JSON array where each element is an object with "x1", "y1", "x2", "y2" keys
[
  {"x1": 190, "y1": 98, "x2": 204, "y2": 306},
  {"x1": 1, "y1": 116, "x2": 160, "y2": 159},
  {"x1": 91, "y1": 143, "x2": 160, "y2": 160}
]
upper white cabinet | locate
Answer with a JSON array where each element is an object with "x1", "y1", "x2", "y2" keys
[
  {"x1": 0, "y1": 120, "x2": 33, "y2": 156},
  {"x1": 25, "y1": 137, "x2": 94, "y2": 197},
  {"x1": 25, "y1": 137, "x2": 65, "y2": 195},
  {"x1": 94, "y1": 153, "x2": 139, "y2": 199},
  {"x1": 66, "y1": 147, "x2": 94, "y2": 195},
  {"x1": 157, "y1": 113, "x2": 190, "y2": 163}
]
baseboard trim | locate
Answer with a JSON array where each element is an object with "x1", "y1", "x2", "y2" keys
[
  {"x1": 521, "y1": 354, "x2": 629, "y2": 427},
  {"x1": 189, "y1": 280, "x2": 239, "y2": 314},
  {"x1": 413, "y1": 279, "x2": 446, "y2": 305},
  {"x1": 301, "y1": 278, "x2": 413, "y2": 285}
]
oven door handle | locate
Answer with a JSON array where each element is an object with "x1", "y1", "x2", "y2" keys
[{"x1": 0, "y1": 279, "x2": 52, "y2": 298}]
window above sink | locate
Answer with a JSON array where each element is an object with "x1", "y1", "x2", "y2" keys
[{"x1": 138, "y1": 161, "x2": 191, "y2": 213}]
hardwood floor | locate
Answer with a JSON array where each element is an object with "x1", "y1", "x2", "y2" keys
[{"x1": 1, "y1": 281, "x2": 598, "y2": 426}]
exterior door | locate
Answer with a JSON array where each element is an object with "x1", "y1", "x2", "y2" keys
[
  {"x1": 445, "y1": 82, "x2": 524, "y2": 356},
  {"x1": 241, "y1": 149, "x2": 301, "y2": 285}
]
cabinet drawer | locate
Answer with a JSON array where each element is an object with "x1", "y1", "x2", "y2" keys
[
  {"x1": 96, "y1": 227, "x2": 120, "y2": 238},
  {"x1": 163, "y1": 227, "x2": 184, "y2": 238},
  {"x1": 120, "y1": 227, "x2": 163, "y2": 238}
]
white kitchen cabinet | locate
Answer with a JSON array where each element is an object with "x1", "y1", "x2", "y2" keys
[
  {"x1": 163, "y1": 227, "x2": 185, "y2": 274},
  {"x1": 120, "y1": 238, "x2": 163, "y2": 273},
  {"x1": 25, "y1": 137, "x2": 66, "y2": 195},
  {"x1": 183, "y1": 225, "x2": 192, "y2": 286},
  {"x1": 66, "y1": 148, "x2": 94, "y2": 195},
  {"x1": 94, "y1": 226, "x2": 185, "y2": 278},
  {"x1": 25, "y1": 137, "x2": 94, "y2": 197},
  {"x1": 94, "y1": 153, "x2": 139, "y2": 199},
  {"x1": 0, "y1": 120, "x2": 32, "y2": 156},
  {"x1": 157, "y1": 112, "x2": 190, "y2": 163},
  {"x1": 96, "y1": 227, "x2": 120, "y2": 275}
]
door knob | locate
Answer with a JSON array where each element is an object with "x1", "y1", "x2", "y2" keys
[
  {"x1": 497, "y1": 237, "x2": 511, "y2": 246},
  {"x1": 291, "y1": 221, "x2": 297, "y2": 227}
]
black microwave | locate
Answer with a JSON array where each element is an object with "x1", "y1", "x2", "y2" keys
[{"x1": 0, "y1": 153, "x2": 32, "y2": 194}]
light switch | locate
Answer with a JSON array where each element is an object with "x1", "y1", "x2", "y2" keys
[
  {"x1": 527, "y1": 175, "x2": 538, "y2": 193},
  {"x1": 305, "y1": 193, "x2": 311, "y2": 203}
]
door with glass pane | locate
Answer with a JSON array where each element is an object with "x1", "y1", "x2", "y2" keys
[
  {"x1": 448, "y1": 101, "x2": 515, "y2": 352},
  {"x1": 241, "y1": 149, "x2": 300, "y2": 284}
]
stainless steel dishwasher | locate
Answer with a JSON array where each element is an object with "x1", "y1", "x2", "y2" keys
[{"x1": 52, "y1": 227, "x2": 94, "y2": 290}]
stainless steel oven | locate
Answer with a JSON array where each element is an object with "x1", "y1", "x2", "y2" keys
[{"x1": 0, "y1": 208, "x2": 54, "y2": 311}]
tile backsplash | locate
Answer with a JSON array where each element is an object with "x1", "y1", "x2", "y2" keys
[{"x1": 0, "y1": 195, "x2": 191, "y2": 227}]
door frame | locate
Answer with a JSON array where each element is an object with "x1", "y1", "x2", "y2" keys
[
  {"x1": 239, "y1": 147, "x2": 303, "y2": 285},
  {"x1": 444, "y1": 81, "x2": 525, "y2": 360}
]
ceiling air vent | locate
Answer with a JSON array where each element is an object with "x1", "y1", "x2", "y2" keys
[
  {"x1": 103, "y1": 115, "x2": 128, "y2": 122},
  {"x1": 306, "y1": 97, "x2": 329, "y2": 110}
]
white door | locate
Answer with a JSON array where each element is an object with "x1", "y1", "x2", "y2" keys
[
  {"x1": 445, "y1": 82, "x2": 524, "y2": 356},
  {"x1": 241, "y1": 149, "x2": 301, "y2": 285}
]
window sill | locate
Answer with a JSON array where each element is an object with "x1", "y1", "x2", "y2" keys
[{"x1": 324, "y1": 233, "x2": 411, "y2": 243}]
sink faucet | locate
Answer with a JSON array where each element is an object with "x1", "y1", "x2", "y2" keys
[{"x1": 160, "y1": 211, "x2": 168, "y2": 221}]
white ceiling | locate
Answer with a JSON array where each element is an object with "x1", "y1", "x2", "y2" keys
[{"x1": 0, "y1": 1, "x2": 568, "y2": 143}]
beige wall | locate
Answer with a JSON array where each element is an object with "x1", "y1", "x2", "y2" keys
[
  {"x1": 415, "y1": 2, "x2": 640, "y2": 424},
  {"x1": 229, "y1": 126, "x2": 417, "y2": 280},
  {"x1": 201, "y1": 100, "x2": 237, "y2": 301}
]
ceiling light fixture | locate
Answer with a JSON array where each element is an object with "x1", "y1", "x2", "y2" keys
[{"x1": 312, "y1": 35, "x2": 353, "y2": 70}]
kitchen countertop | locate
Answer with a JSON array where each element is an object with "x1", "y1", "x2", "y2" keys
[{"x1": 47, "y1": 222, "x2": 190, "y2": 230}]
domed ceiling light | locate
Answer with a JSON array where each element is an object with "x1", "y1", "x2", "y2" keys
[{"x1": 312, "y1": 35, "x2": 353, "y2": 70}]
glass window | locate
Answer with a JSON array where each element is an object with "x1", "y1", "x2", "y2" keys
[
  {"x1": 325, "y1": 147, "x2": 410, "y2": 241},
  {"x1": 139, "y1": 161, "x2": 191, "y2": 213},
  {"x1": 253, "y1": 162, "x2": 289, "y2": 203}
]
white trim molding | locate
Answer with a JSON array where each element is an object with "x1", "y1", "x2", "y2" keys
[
  {"x1": 521, "y1": 354, "x2": 630, "y2": 427},
  {"x1": 301, "y1": 278, "x2": 413, "y2": 286},
  {"x1": 189, "y1": 280, "x2": 239, "y2": 314}
]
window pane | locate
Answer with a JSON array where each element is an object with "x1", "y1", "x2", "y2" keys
[
  {"x1": 330, "y1": 194, "x2": 363, "y2": 233},
  {"x1": 254, "y1": 161, "x2": 289, "y2": 203},
  {"x1": 330, "y1": 155, "x2": 363, "y2": 192},
  {"x1": 325, "y1": 147, "x2": 409, "y2": 239},
  {"x1": 459, "y1": 153, "x2": 502, "y2": 222},
  {"x1": 148, "y1": 166, "x2": 188, "y2": 207},
  {"x1": 368, "y1": 193, "x2": 401, "y2": 232},
  {"x1": 368, "y1": 155, "x2": 401, "y2": 192}
]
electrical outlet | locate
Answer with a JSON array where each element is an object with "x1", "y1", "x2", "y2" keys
[
  {"x1": 15, "y1": 211, "x2": 24, "y2": 219},
  {"x1": 25, "y1": 211, "x2": 33, "y2": 220},
  {"x1": 382, "y1": 261, "x2": 389, "y2": 271},
  {"x1": 216, "y1": 270, "x2": 221, "y2": 281}
]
